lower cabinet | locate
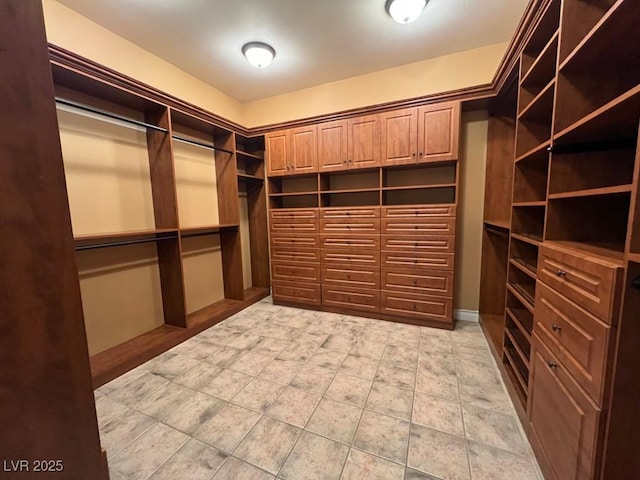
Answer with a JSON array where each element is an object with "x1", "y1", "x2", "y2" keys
[{"x1": 528, "y1": 334, "x2": 601, "y2": 480}]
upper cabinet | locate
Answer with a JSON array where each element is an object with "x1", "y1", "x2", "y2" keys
[
  {"x1": 381, "y1": 102, "x2": 460, "y2": 166},
  {"x1": 266, "y1": 101, "x2": 459, "y2": 176},
  {"x1": 318, "y1": 115, "x2": 381, "y2": 172},
  {"x1": 266, "y1": 125, "x2": 318, "y2": 176}
]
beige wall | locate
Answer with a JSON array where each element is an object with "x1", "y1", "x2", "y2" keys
[
  {"x1": 242, "y1": 43, "x2": 506, "y2": 128},
  {"x1": 42, "y1": 0, "x2": 244, "y2": 125},
  {"x1": 456, "y1": 111, "x2": 489, "y2": 312}
]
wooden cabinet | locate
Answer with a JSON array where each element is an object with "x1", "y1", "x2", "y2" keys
[
  {"x1": 321, "y1": 265, "x2": 380, "y2": 289},
  {"x1": 272, "y1": 281, "x2": 321, "y2": 306},
  {"x1": 318, "y1": 115, "x2": 381, "y2": 172},
  {"x1": 322, "y1": 285, "x2": 380, "y2": 312},
  {"x1": 382, "y1": 268, "x2": 454, "y2": 296},
  {"x1": 381, "y1": 217, "x2": 456, "y2": 236},
  {"x1": 528, "y1": 335, "x2": 601, "y2": 480},
  {"x1": 266, "y1": 126, "x2": 318, "y2": 176},
  {"x1": 381, "y1": 291, "x2": 453, "y2": 323},
  {"x1": 381, "y1": 102, "x2": 461, "y2": 166},
  {"x1": 381, "y1": 235, "x2": 455, "y2": 253}
]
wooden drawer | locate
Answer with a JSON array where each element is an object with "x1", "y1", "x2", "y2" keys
[
  {"x1": 270, "y1": 218, "x2": 319, "y2": 233},
  {"x1": 320, "y1": 218, "x2": 380, "y2": 234},
  {"x1": 320, "y1": 207, "x2": 380, "y2": 218},
  {"x1": 381, "y1": 251, "x2": 454, "y2": 270},
  {"x1": 321, "y1": 265, "x2": 380, "y2": 289},
  {"x1": 270, "y1": 246, "x2": 320, "y2": 264},
  {"x1": 381, "y1": 234, "x2": 455, "y2": 253},
  {"x1": 270, "y1": 234, "x2": 320, "y2": 249},
  {"x1": 382, "y1": 217, "x2": 456, "y2": 236},
  {"x1": 538, "y1": 243, "x2": 623, "y2": 324},
  {"x1": 271, "y1": 261, "x2": 320, "y2": 284},
  {"x1": 270, "y1": 209, "x2": 318, "y2": 219},
  {"x1": 322, "y1": 285, "x2": 380, "y2": 313},
  {"x1": 321, "y1": 235, "x2": 380, "y2": 250},
  {"x1": 380, "y1": 291, "x2": 453, "y2": 323},
  {"x1": 382, "y1": 268, "x2": 453, "y2": 297},
  {"x1": 382, "y1": 204, "x2": 456, "y2": 218},
  {"x1": 529, "y1": 334, "x2": 601, "y2": 480},
  {"x1": 321, "y1": 248, "x2": 380, "y2": 266},
  {"x1": 272, "y1": 281, "x2": 321, "y2": 306},
  {"x1": 534, "y1": 282, "x2": 612, "y2": 404}
]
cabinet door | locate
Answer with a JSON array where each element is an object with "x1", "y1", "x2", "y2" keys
[
  {"x1": 266, "y1": 130, "x2": 289, "y2": 176},
  {"x1": 528, "y1": 335, "x2": 601, "y2": 480},
  {"x1": 381, "y1": 108, "x2": 418, "y2": 166},
  {"x1": 348, "y1": 114, "x2": 380, "y2": 169},
  {"x1": 290, "y1": 125, "x2": 318, "y2": 174},
  {"x1": 417, "y1": 102, "x2": 460, "y2": 162},
  {"x1": 318, "y1": 120, "x2": 348, "y2": 171}
]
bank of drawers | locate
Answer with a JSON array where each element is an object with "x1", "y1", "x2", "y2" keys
[
  {"x1": 380, "y1": 205, "x2": 456, "y2": 325},
  {"x1": 270, "y1": 208, "x2": 321, "y2": 306},
  {"x1": 320, "y1": 207, "x2": 381, "y2": 312},
  {"x1": 529, "y1": 243, "x2": 623, "y2": 479}
]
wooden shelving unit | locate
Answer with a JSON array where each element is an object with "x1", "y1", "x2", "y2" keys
[{"x1": 53, "y1": 64, "x2": 270, "y2": 387}]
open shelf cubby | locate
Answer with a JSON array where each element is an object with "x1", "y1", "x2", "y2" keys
[
  {"x1": 383, "y1": 186, "x2": 455, "y2": 205},
  {"x1": 520, "y1": 34, "x2": 559, "y2": 113},
  {"x1": 512, "y1": 204, "x2": 546, "y2": 240},
  {"x1": 506, "y1": 291, "x2": 534, "y2": 336},
  {"x1": 520, "y1": 0, "x2": 561, "y2": 77},
  {"x1": 510, "y1": 236, "x2": 540, "y2": 276},
  {"x1": 513, "y1": 153, "x2": 549, "y2": 203},
  {"x1": 516, "y1": 83, "x2": 555, "y2": 157},
  {"x1": 321, "y1": 169, "x2": 379, "y2": 192},
  {"x1": 508, "y1": 263, "x2": 537, "y2": 307},
  {"x1": 382, "y1": 163, "x2": 456, "y2": 188},
  {"x1": 321, "y1": 190, "x2": 380, "y2": 207}
]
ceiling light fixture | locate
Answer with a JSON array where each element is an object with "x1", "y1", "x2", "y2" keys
[
  {"x1": 386, "y1": 0, "x2": 427, "y2": 24},
  {"x1": 242, "y1": 42, "x2": 276, "y2": 68}
]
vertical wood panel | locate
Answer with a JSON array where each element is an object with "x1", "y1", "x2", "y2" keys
[{"x1": 0, "y1": 1, "x2": 107, "y2": 477}]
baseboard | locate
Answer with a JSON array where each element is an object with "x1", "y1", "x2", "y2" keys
[{"x1": 454, "y1": 309, "x2": 479, "y2": 322}]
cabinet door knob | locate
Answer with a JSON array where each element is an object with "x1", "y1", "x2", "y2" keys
[
  {"x1": 555, "y1": 269, "x2": 567, "y2": 277},
  {"x1": 412, "y1": 152, "x2": 416, "y2": 157},
  {"x1": 548, "y1": 361, "x2": 558, "y2": 369},
  {"x1": 419, "y1": 152, "x2": 423, "y2": 157},
  {"x1": 552, "y1": 324, "x2": 562, "y2": 332}
]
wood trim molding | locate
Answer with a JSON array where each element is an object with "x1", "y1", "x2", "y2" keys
[{"x1": 47, "y1": 0, "x2": 546, "y2": 134}]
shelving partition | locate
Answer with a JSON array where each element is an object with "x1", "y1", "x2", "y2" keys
[{"x1": 51, "y1": 63, "x2": 270, "y2": 387}]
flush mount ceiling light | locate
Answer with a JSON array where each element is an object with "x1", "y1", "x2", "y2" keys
[
  {"x1": 386, "y1": 0, "x2": 427, "y2": 24},
  {"x1": 242, "y1": 42, "x2": 276, "y2": 68}
]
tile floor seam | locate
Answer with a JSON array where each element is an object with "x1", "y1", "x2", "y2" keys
[
  {"x1": 452, "y1": 337, "x2": 475, "y2": 480},
  {"x1": 136, "y1": 433, "x2": 192, "y2": 480},
  {"x1": 101, "y1": 413, "x2": 157, "y2": 462}
]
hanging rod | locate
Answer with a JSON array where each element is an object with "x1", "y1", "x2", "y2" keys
[
  {"x1": 171, "y1": 134, "x2": 234, "y2": 155},
  {"x1": 180, "y1": 231, "x2": 223, "y2": 239},
  {"x1": 549, "y1": 138, "x2": 637, "y2": 155},
  {"x1": 75, "y1": 234, "x2": 177, "y2": 251},
  {"x1": 56, "y1": 98, "x2": 168, "y2": 133}
]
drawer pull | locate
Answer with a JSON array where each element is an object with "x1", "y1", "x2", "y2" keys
[
  {"x1": 548, "y1": 361, "x2": 558, "y2": 369},
  {"x1": 413, "y1": 280, "x2": 418, "y2": 285},
  {"x1": 552, "y1": 324, "x2": 562, "y2": 332},
  {"x1": 414, "y1": 225, "x2": 419, "y2": 229},
  {"x1": 555, "y1": 269, "x2": 567, "y2": 277}
]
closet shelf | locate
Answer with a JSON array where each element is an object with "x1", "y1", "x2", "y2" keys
[
  {"x1": 553, "y1": 85, "x2": 640, "y2": 144},
  {"x1": 548, "y1": 184, "x2": 632, "y2": 200},
  {"x1": 510, "y1": 258, "x2": 537, "y2": 279},
  {"x1": 505, "y1": 328, "x2": 531, "y2": 369},
  {"x1": 484, "y1": 219, "x2": 511, "y2": 231},
  {"x1": 513, "y1": 201, "x2": 546, "y2": 207},
  {"x1": 269, "y1": 191, "x2": 318, "y2": 197},
  {"x1": 511, "y1": 232, "x2": 542, "y2": 247},
  {"x1": 74, "y1": 229, "x2": 178, "y2": 251},
  {"x1": 507, "y1": 283, "x2": 535, "y2": 314},
  {"x1": 179, "y1": 224, "x2": 239, "y2": 238},
  {"x1": 520, "y1": 31, "x2": 559, "y2": 88},
  {"x1": 321, "y1": 187, "x2": 379, "y2": 194},
  {"x1": 237, "y1": 173, "x2": 264, "y2": 184},
  {"x1": 504, "y1": 347, "x2": 529, "y2": 394},
  {"x1": 506, "y1": 307, "x2": 533, "y2": 341},
  {"x1": 628, "y1": 253, "x2": 640, "y2": 264},
  {"x1": 236, "y1": 150, "x2": 263, "y2": 161},
  {"x1": 515, "y1": 141, "x2": 551, "y2": 163},
  {"x1": 545, "y1": 240, "x2": 625, "y2": 265},
  {"x1": 559, "y1": 0, "x2": 636, "y2": 73},
  {"x1": 517, "y1": 79, "x2": 555, "y2": 121},
  {"x1": 172, "y1": 134, "x2": 234, "y2": 155},
  {"x1": 382, "y1": 183, "x2": 456, "y2": 192}
]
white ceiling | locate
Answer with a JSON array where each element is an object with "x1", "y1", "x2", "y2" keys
[{"x1": 57, "y1": 0, "x2": 529, "y2": 102}]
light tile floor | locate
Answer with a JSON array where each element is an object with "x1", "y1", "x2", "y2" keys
[{"x1": 96, "y1": 297, "x2": 543, "y2": 480}]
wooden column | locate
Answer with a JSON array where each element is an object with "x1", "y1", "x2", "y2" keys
[{"x1": 0, "y1": 1, "x2": 107, "y2": 477}]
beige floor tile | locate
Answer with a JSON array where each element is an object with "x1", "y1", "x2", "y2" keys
[
  {"x1": 462, "y1": 404, "x2": 527, "y2": 455},
  {"x1": 453, "y1": 343, "x2": 494, "y2": 364},
  {"x1": 201, "y1": 368, "x2": 253, "y2": 401},
  {"x1": 413, "y1": 392, "x2": 464, "y2": 436},
  {"x1": 172, "y1": 361, "x2": 222, "y2": 391},
  {"x1": 354, "y1": 410, "x2": 410, "y2": 464},
  {"x1": 95, "y1": 395, "x2": 128, "y2": 427},
  {"x1": 279, "y1": 431, "x2": 349, "y2": 480},
  {"x1": 230, "y1": 351, "x2": 275, "y2": 376},
  {"x1": 325, "y1": 373, "x2": 372, "y2": 407},
  {"x1": 277, "y1": 342, "x2": 319, "y2": 363},
  {"x1": 108, "y1": 373, "x2": 170, "y2": 407},
  {"x1": 341, "y1": 449, "x2": 405, "y2": 480},
  {"x1": 375, "y1": 362, "x2": 416, "y2": 390},
  {"x1": 130, "y1": 382, "x2": 193, "y2": 421},
  {"x1": 408, "y1": 424, "x2": 470, "y2": 480},
  {"x1": 290, "y1": 364, "x2": 336, "y2": 395},
  {"x1": 110, "y1": 423, "x2": 189, "y2": 480},
  {"x1": 415, "y1": 369, "x2": 459, "y2": 400},
  {"x1": 99, "y1": 408, "x2": 155, "y2": 458},
  {"x1": 147, "y1": 354, "x2": 201, "y2": 381},
  {"x1": 150, "y1": 439, "x2": 226, "y2": 480},
  {"x1": 455, "y1": 358, "x2": 501, "y2": 386},
  {"x1": 212, "y1": 457, "x2": 274, "y2": 480},
  {"x1": 308, "y1": 347, "x2": 348, "y2": 370},
  {"x1": 467, "y1": 440, "x2": 539, "y2": 480},
  {"x1": 420, "y1": 336, "x2": 454, "y2": 356},
  {"x1": 405, "y1": 468, "x2": 444, "y2": 479},
  {"x1": 163, "y1": 392, "x2": 225, "y2": 434},
  {"x1": 206, "y1": 345, "x2": 245, "y2": 368},
  {"x1": 252, "y1": 337, "x2": 292, "y2": 355},
  {"x1": 228, "y1": 333, "x2": 262, "y2": 350},
  {"x1": 266, "y1": 386, "x2": 321, "y2": 427},
  {"x1": 234, "y1": 417, "x2": 301, "y2": 474},
  {"x1": 350, "y1": 339, "x2": 387, "y2": 359},
  {"x1": 232, "y1": 378, "x2": 284, "y2": 413},
  {"x1": 306, "y1": 398, "x2": 362, "y2": 444},
  {"x1": 259, "y1": 358, "x2": 304, "y2": 385},
  {"x1": 339, "y1": 354, "x2": 380, "y2": 380},
  {"x1": 321, "y1": 333, "x2": 356, "y2": 353},
  {"x1": 418, "y1": 353, "x2": 456, "y2": 376},
  {"x1": 459, "y1": 381, "x2": 512, "y2": 414},
  {"x1": 366, "y1": 383, "x2": 413, "y2": 421},
  {"x1": 194, "y1": 404, "x2": 261, "y2": 454},
  {"x1": 383, "y1": 344, "x2": 419, "y2": 365}
]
